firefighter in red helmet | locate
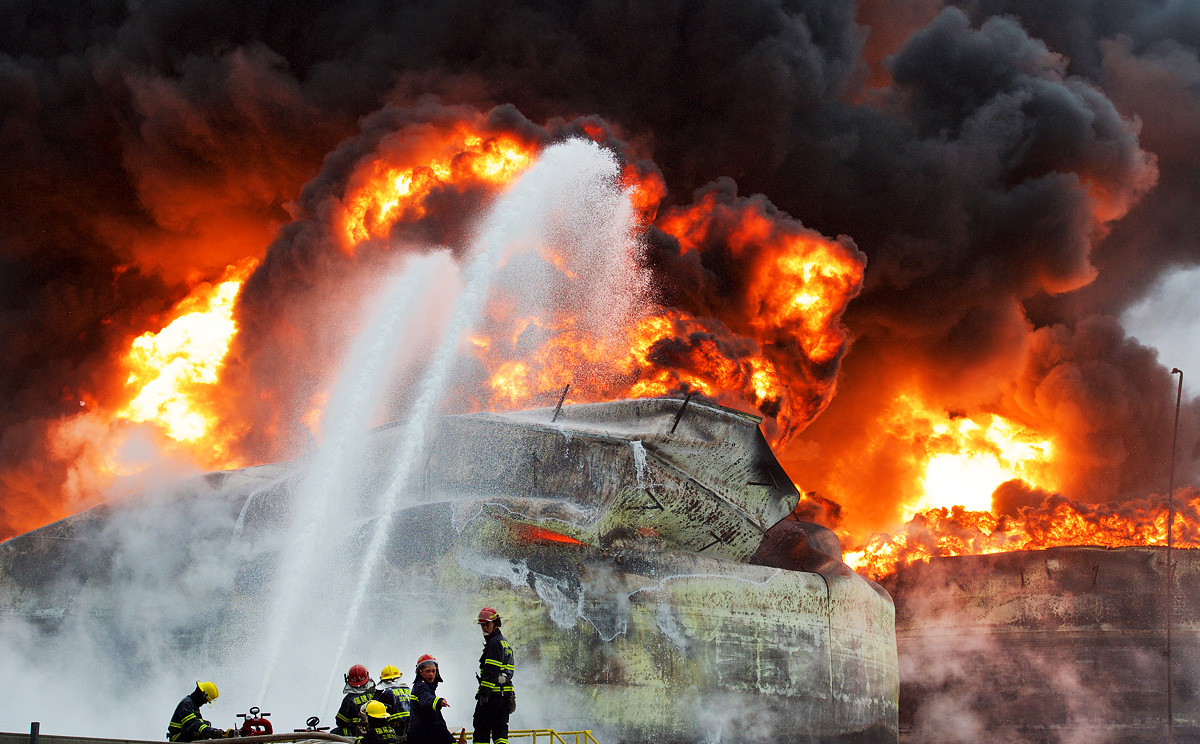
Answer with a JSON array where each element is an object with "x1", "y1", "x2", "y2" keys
[
  {"x1": 473, "y1": 607, "x2": 514, "y2": 744},
  {"x1": 408, "y1": 655, "x2": 454, "y2": 744},
  {"x1": 333, "y1": 664, "x2": 376, "y2": 737}
]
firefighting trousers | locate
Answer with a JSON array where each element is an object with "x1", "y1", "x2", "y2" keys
[{"x1": 472, "y1": 695, "x2": 510, "y2": 744}]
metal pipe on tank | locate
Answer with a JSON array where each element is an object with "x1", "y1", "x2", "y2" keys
[
  {"x1": 551, "y1": 384, "x2": 570, "y2": 422},
  {"x1": 1167, "y1": 367, "x2": 1183, "y2": 744},
  {"x1": 670, "y1": 393, "x2": 693, "y2": 434}
]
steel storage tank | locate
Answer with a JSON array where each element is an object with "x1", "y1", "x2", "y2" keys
[{"x1": 883, "y1": 546, "x2": 1200, "y2": 744}]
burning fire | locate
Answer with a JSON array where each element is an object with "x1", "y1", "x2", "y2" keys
[
  {"x1": 116, "y1": 259, "x2": 257, "y2": 451},
  {"x1": 657, "y1": 194, "x2": 866, "y2": 366},
  {"x1": 845, "y1": 491, "x2": 1200, "y2": 581},
  {"x1": 475, "y1": 310, "x2": 798, "y2": 431},
  {"x1": 30, "y1": 109, "x2": 1169, "y2": 578},
  {"x1": 893, "y1": 399, "x2": 1059, "y2": 517},
  {"x1": 470, "y1": 192, "x2": 866, "y2": 443},
  {"x1": 839, "y1": 392, "x2": 1193, "y2": 579},
  {"x1": 339, "y1": 128, "x2": 538, "y2": 249}
]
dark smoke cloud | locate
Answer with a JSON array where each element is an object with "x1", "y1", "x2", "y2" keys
[{"x1": 1, "y1": 0, "x2": 1198, "y2": 540}]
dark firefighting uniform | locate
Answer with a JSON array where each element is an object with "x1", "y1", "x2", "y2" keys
[
  {"x1": 473, "y1": 629, "x2": 514, "y2": 744},
  {"x1": 408, "y1": 677, "x2": 454, "y2": 744},
  {"x1": 334, "y1": 688, "x2": 377, "y2": 737},
  {"x1": 357, "y1": 716, "x2": 403, "y2": 744},
  {"x1": 167, "y1": 687, "x2": 216, "y2": 742},
  {"x1": 374, "y1": 685, "x2": 411, "y2": 739}
]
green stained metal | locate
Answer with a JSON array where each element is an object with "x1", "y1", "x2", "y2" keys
[{"x1": 0, "y1": 398, "x2": 897, "y2": 743}]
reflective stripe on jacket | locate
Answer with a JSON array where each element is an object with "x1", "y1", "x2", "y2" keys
[
  {"x1": 477, "y1": 630, "x2": 514, "y2": 696},
  {"x1": 334, "y1": 690, "x2": 376, "y2": 736},
  {"x1": 167, "y1": 689, "x2": 211, "y2": 742}
]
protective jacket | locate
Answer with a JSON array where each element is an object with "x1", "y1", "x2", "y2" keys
[
  {"x1": 407, "y1": 678, "x2": 454, "y2": 744},
  {"x1": 356, "y1": 717, "x2": 402, "y2": 744},
  {"x1": 476, "y1": 629, "x2": 514, "y2": 699},
  {"x1": 473, "y1": 629, "x2": 514, "y2": 744},
  {"x1": 334, "y1": 689, "x2": 377, "y2": 737},
  {"x1": 373, "y1": 686, "x2": 410, "y2": 737},
  {"x1": 167, "y1": 687, "x2": 215, "y2": 742}
]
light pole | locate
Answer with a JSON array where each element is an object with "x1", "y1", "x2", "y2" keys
[{"x1": 1167, "y1": 367, "x2": 1183, "y2": 744}]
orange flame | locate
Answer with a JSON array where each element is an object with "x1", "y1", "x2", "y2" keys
[
  {"x1": 832, "y1": 391, "x2": 1200, "y2": 579},
  {"x1": 846, "y1": 492, "x2": 1200, "y2": 581},
  {"x1": 884, "y1": 396, "x2": 1059, "y2": 518},
  {"x1": 658, "y1": 192, "x2": 865, "y2": 366},
  {"x1": 474, "y1": 309, "x2": 795, "y2": 428},
  {"x1": 113, "y1": 258, "x2": 258, "y2": 467},
  {"x1": 512, "y1": 523, "x2": 586, "y2": 545},
  {"x1": 339, "y1": 128, "x2": 538, "y2": 250}
]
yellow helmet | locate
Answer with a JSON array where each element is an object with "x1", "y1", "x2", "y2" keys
[
  {"x1": 364, "y1": 700, "x2": 389, "y2": 719},
  {"x1": 380, "y1": 665, "x2": 401, "y2": 681},
  {"x1": 197, "y1": 681, "x2": 219, "y2": 702}
]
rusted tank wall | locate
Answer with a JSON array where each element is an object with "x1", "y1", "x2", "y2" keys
[{"x1": 883, "y1": 547, "x2": 1200, "y2": 744}]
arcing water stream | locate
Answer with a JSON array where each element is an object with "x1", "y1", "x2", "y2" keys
[{"x1": 254, "y1": 139, "x2": 646, "y2": 713}]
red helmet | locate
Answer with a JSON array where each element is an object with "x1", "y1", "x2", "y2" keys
[
  {"x1": 415, "y1": 654, "x2": 438, "y2": 670},
  {"x1": 345, "y1": 664, "x2": 370, "y2": 688},
  {"x1": 476, "y1": 607, "x2": 500, "y2": 624}
]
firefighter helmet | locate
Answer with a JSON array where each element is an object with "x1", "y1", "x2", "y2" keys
[
  {"x1": 415, "y1": 654, "x2": 438, "y2": 670},
  {"x1": 364, "y1": 700, "x2": 389, "y2": 719},
  {"x1": 345, "y1": 664, "x2": 370, "y2": 689},
  {"x1": 197, "y1": 681, "x2": 219, "y2": 702},
  {"x1": 476, "y1": 607, "x2": 500, "y2": 624},
  {"x1": 380, "y1": 664, "x2": 401, "y2": 681}
]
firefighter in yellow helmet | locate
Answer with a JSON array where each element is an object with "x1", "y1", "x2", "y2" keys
[
  {"x1": 167, "y1": 682, "x2": 233, "y2": 741},
  {"x1": 358, "y1": 701, "x2": 402, "y2": 744},
  {"x1": 375, "y1": 665, "x2": 411, "y2": 740}
]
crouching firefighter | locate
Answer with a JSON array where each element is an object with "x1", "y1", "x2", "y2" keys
[
  {"x1": 473, "y1": 607, "x2": 514, "y2": 744},
  {"x1": 358, "y1": 701, "x2": 402, "y2": 744},
  {"x1": 334, "y1": 664, "x2": 376, "y2": 737},
  {"x1": 167, "y1": 681, "x2": 233, "y2": 741}
]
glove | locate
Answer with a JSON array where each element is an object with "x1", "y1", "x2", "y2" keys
[{"x1": 508, "y1": 693, "x2": 516, "y2": 714}]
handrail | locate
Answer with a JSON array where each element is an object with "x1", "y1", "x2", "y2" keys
[
  {"x1": 0, "y1": 733, "x2": 353, "y2": 744},
  {"x1": 462, "y1": 729, "x2": 596, "y2": 744}
]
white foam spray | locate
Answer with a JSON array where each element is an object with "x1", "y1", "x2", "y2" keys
[
  {"x1": 256, "y1": 252, "x2": 453, "y2": 701},
  {"x1": 320, "y1": 139, "x2": 633, "y2": 708}
]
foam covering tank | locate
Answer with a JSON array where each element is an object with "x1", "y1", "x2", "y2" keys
[{"x1": 0, "y1": 398, "x2": 897, "y2": 743}]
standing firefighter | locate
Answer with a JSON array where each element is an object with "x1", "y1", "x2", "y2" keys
[
  {"x1": 473, "y1": 607, "x2": 514, "y2": 744},
  {"x1": 376, "y1": 664, "x2": 411, "y2": 740},
  {"x1": 167, "y1": 681, "x2": 231, "y2": 742},
  {"x1": 408, "y1": 655, "x2": 454, "y2": 744},
  {"x1": 333, "y1": 664, "x2": 376, "y2": 737}
]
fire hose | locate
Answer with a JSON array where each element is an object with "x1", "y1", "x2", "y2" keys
[{"x1": 218, "y1": 733, "x2": 353, "y2": 744}]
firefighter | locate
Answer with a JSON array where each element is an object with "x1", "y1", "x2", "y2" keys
[
  {"x1": 375, "y1": 664, "x2": 411, "y2": 740},
  {"x1": 358, "y1": 701, "x2": 402, "y2": 744},
  {"x1": 407, "y1": 655, "x2": 454, "y2": 744},
  {"x1": 472, "y1": 607, "x2": 514, "y2": 744},
  {"x1": 167, "y1": 681, "x2": 232, "y2": 742},
  {"x1": 333, "y1": 664, "x2": 377, "y2": 737}
]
